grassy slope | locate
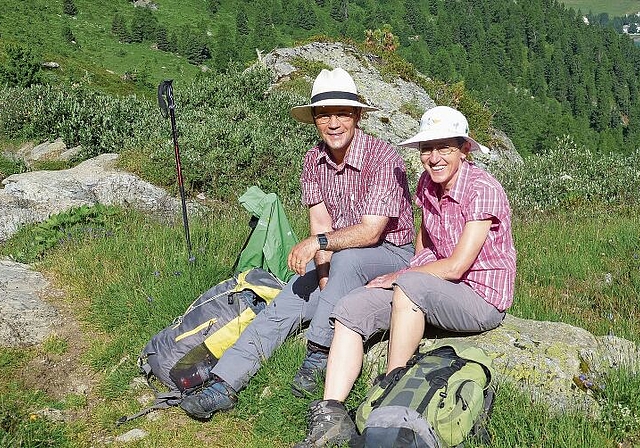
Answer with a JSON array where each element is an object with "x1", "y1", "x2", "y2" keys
[
  {"x1": 1, "y1": 0, "x2": 202, "y2": 96},
  {"x1": 560, "y1": 0, "x2": 640, "y2": 16}
]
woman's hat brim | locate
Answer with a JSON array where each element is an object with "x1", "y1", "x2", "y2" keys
[{"x1": 399, "y1": 132, "x2": 490, "y2": 154}]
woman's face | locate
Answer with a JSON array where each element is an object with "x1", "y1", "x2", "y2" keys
[{"x1": 419, "y1": 138, "x2": 469, "y2": 192}]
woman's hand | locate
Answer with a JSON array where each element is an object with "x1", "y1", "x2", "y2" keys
[{"x1": 366, "y1": 270, "x2": 405, "y2": 289}]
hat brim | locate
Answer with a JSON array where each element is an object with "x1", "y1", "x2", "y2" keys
[
  {"x1": 399, "y1": 132, "x2": 490, "y2": 154},
  {"x1": 291, "y1": 99, "x2": 378, "y2": 124}
]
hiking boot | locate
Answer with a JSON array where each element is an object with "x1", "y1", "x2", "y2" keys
[
  {"x1": 294, "y1": 399, "x2": 357, "y2": 448},
  {"x1": 292, "y1": 349, "x2": 328, "y2": 397},
  {"x1": 180, "y1": 377, "x2": 237, "y2": 419}
]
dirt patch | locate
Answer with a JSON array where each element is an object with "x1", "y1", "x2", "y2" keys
[{"x1": 17, "y1": 279, "x2": 102, "y2": 419}]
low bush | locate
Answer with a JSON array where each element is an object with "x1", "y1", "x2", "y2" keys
[{"x1": 493, "y1": 136, "x2": 640, "y2": 213}]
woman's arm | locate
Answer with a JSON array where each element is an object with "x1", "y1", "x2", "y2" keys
[{"x1": 410, "y1": 219, "x2": 492, "y2": 280}]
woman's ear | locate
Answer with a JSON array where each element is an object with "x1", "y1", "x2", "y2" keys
[{"x1": 460, "y1": 140, "x2": 472, "y2": 157}]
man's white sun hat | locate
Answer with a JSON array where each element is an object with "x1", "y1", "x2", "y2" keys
[
  {"x1": 398, "y1": 106, "x2": 490, "y2": 153},
  {"x1": 290, "y1": 67, "x2": 378, "y2": 124}
]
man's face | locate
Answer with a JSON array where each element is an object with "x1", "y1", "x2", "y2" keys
[{"x1": 313, "y1": 106, "x2": 360, "y2": 154}]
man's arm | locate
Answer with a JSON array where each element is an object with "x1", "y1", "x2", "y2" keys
[
  {"x1": 309, "y1": 202, "x2": 333, "y2": 288},
  {"x1": 288, "y1": 206, "x2": 389, "y2": 277}
]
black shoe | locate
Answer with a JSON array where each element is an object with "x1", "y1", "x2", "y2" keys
[
  {"x1": 180, "y1": 378, "x2": 237, "y2": 419},
  {"x1": 294, "y1": 399, "x2": 357, "y2": 447},
  {"x1": 292, "y1": 349, "x2": 328, "y2": 397}
]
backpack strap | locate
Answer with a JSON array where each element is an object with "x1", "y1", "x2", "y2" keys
[
  {"x1": 371, "y1": 365, "x2": 408, "y2": 407},
  {"x1": 415, "y1": 358, "x2": 467, "y2": 415},
  {"x1": 115, "y1": 391, "x2": 183, "y2": 426}
]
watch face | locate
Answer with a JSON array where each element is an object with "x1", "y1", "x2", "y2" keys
[{"x1": 318, "y1": 234, "x2": 328, "y2": 250}]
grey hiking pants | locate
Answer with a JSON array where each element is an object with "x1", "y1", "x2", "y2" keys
[{"x1": 211, "y1": 241, "x2": 413, "y2": 391}]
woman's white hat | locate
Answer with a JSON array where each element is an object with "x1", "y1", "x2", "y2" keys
[
  {"x1": 290, "y1": 68, "x2": 378, "y2": 124},
  {"x1": 399, "y1": 106, "x2": 490, "y2": 153}
]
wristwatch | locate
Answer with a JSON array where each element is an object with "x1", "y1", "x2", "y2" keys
[{"x1": 317, "y1": 233, "x2": 329, "y2": 250}]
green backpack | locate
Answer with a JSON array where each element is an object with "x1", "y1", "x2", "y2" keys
[{"x1": 354, "y1": 340, "x2": 495, "y2": 448}]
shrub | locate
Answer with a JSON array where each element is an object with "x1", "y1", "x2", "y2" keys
[{"x1": 493, "y1": 136, "x2": 640, "y2": 213}]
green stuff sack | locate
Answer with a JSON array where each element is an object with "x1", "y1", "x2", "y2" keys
[{"x1": 354, "y1": 340, "x2": 495, "y2": 448}]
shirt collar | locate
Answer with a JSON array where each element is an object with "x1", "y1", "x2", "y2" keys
[
  {"x1": 318, "y1": 129, "x2": 365, "y2": 171},
  {"x1": 426, "y1": 160, "x2": 472, "y2": 204},
  {"x1": 446, "y1": 160, "x2": 472, "y2": 203}
]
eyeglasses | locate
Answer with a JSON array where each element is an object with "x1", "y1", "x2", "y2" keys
[
  {"x1": 314, "y1": 112, "x2": 356, "y2": 125},
  {"x1": 419, "y1": 143, "x2": 460, "y2": 156}
]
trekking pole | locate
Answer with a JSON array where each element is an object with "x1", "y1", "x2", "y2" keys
[{"x1": 158, "y1": 80, "x2": 194, "y2": 262}]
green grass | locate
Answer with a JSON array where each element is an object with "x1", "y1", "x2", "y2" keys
[
  {"x1": 511, "y1": 206, "x2": 640, "y2": 343},
  {"x1": 0, "y1": 350, "x2": 72, "y2": 448},
  {"x1": 1, "y1": 199, "x2": 639, "y2": 447},
  {"x1": 560, "y1": 0, "x2": 640, "y2": 16}
]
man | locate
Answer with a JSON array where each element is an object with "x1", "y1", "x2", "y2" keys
[
  {"x1": 295, "y1": 106, "x2": 516, "y2": 447},
  {"x1": 180, "y1": 67, "x2": 415, "y2": 419}
]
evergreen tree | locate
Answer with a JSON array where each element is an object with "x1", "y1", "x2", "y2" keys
[
  {"x1": 430, "y1": 47, "x2": 456, "y2": 82},
  {"x1": 63, "y1": 0, "x2": 77, "y2": 16},
  {"x1": 547, "y1": 49, "x2": 569, "y2": 103},
  {"x1": 111, "y1": 14, "x2": 131, "y2": 43},
  {"x1": 291, "y1": 0, "x2": 317, "y2": 31},
  {"x1": 236, "y1": 8, "x2": 250, "y2": 36},
  {"x1": 402, "y1": 0, "x2": 419, "y2": 33},
  {"x1": 130, "y1": 8, "x2": 158, "y2": 43},
  {"x1": 168, "y1": 30, "x2": 179, "y2": 53},
  {"x1": 250, "y1": 8, "x2": 277, "y2": 52},
  {"x1": 365, "y1": 5, "x2": 387, "y2": 30},
  {"x1": 178, "y1": 27, "x2": 210, "y2": 65},
  {"x1": 156, "y1": 26, "x2": 171, "y2": 52},
  {"x1": 212, "y1": 23, "x2": 238, "y2": 69},
  {"x1": 330, "y1": 0, "x2": 347, "y2": 22},
  {"x1": 207, "y1": 0, "x2": 221, "y2": 15},
  {"x1": 0, "y1": 43, "x2": 42, "y2": 87},
  {"x1": 62, "y1": 24, "x2": 76, "y2": 44}
]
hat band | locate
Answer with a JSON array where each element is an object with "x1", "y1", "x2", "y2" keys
[{"x1": 311, "y1": 91, "x2": 359, "y2": 103}]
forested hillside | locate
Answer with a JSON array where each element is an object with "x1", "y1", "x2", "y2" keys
[{"x1": 2, "y1": 0, "x2": 640, "y2": 156}]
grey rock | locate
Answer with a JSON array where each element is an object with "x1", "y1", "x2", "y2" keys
[
  {"x1": 34, "y1": 407, "x2": 66, "y2": 422},
  {"x1": 364, "y1": 314, "x2": 639, "y2": 417},
  {"x1": 115, "y1": 428, "x2": 148, "y2": 443},
  {"x1": 0, "y1": 153, "x2": 202, "y2": 242},
  {"x1": 0, "y1": 258, "x2": 59, "y2": 347},
  {"x1": 29, "y1": 138, "x2": 67, "y2": 162},
  {"x1": 15, "y1": 138, "x2": 82, "y2": 168}
]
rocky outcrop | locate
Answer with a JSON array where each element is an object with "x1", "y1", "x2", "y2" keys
[
  {"x1": 364, "y1": 314, "x2": 639, "y2": 417},
  {"x1": 0, "y1": 153, "x2": 201, "y2": 242},
  {"x1": 15, "y1": 138, "x2": 82, "y2": 167},
  {"x1": 261, "y1": 42, "x2": 522, "y2": 171}
]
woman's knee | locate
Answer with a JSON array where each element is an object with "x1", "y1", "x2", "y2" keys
[{"x1": 391, "y1": 287, "x2": 417, "y2": 311}]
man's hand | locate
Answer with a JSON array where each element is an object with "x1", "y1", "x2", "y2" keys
[{"x1": 288, "y1": 236, "x2": 321, "y2": 276}]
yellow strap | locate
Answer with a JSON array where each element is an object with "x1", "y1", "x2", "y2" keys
[
  {"x1": 233, "y1": 270, "x2": 281, "y2": 304},
  {"x1": 203, "y1": 308, "x2": 257, "y2": 358},
  {"x1": 175, "y1": 318, "x2": 218, "y2": 342}
]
